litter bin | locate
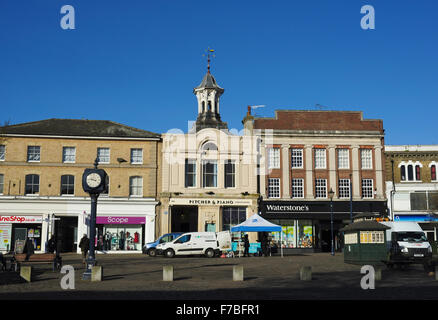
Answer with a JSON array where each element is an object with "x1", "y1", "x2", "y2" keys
[{"x1": 341, "y1": 215, "x2": 390, "y2": 266}]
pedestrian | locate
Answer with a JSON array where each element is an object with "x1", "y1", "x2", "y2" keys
[
  {"x1": 260, "y1": 233, "x2": 268, "y2": 257},
  {"x1": 47, "y1": 235, "x2": 56, "y2": 253},
  {"x1": 243, "y1": 234, "x2": 250, "y2": 257},
  {"x1": 79, "y1": 234, "x2": 90, "y2": 264},
  {"x1": 24, "y1": 237, "x2": 34, "y2": 261}
]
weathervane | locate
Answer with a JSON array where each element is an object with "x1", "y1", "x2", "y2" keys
[{"x1": 203, "y1": 47, "x2": 215, "y2": 73}]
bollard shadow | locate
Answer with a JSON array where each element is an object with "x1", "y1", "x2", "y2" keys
[
  {"x1": 174, "y1": 276, "x2": 192, "y2": 281},
  {"x1": 103, "y1": 275, "x2": 125, "y2": 281},
  {"x1": 244, "y1": 277, "x2": 258, "y2": 281}
]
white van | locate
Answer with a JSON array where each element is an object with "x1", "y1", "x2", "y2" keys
[
  {"x1": 380, "y1": 221, "x2": 432, "y2": 267},
  {"x1": 156, "y1": 231, "x2": 231, "y2": 258}
]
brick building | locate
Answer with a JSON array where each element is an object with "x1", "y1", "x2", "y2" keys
[
  {"x1": 385, "y1": 145, "x2": 438, "y2": 242},
  {"x1": 243, "y1": 108, "x2": 387, "y2": 253},
  {"x1": 0, "y1": 119, "x2": 161, "y2": 253}
]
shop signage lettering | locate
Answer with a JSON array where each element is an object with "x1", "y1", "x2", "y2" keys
[
  {"x1": 170, "y1": 198, "x2": 253, "y2": 206},
  {"x1": 96, "y1": 216, "x2": 146, "y2": 225},
  {"x1": 265, "y1": 205, "x2": 310, "y2": 212},
  {"x1": 0, "y1": 215, "x2": 43, "y2": 224}
]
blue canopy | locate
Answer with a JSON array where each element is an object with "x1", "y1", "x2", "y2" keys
[{"x1": 230, "y1": 213, "x2": 281, "y2": 232}]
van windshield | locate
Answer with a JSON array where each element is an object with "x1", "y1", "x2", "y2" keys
[
  {"x1": 175, "y1": 234, "x2": 191, "y2": 244},
  {"x1": 396, "y1": 232, "x2": 427, "y2": 242}
]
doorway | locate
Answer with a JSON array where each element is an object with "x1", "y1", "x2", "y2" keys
[
  {"x1": 55, "y1": 216, "x2": 78, "y2": 252},
  {"x1": 171, "y1": 206, "x2": 198, "y2": 232}
]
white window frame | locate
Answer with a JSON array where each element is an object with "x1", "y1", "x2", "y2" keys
[
  {"x1": 130, "y1": 148, "x2": 143, "y2": 164},
  {"x1": 291, "y1": 149, "x2": 303, "y2": 169},
  {"x1": 362, "y1": 179, "x2": 374, "y2": 199},
  {"x1": 314, "y1": 149, "x2": 326, "y2": 169},
  {"x1": 338, "y1": 179, "x2": 351, "y2": 199},
  {"x1": 129, "y1": 176, "x2": 143, "y2": 197},
  {"x1": 0, "y1": 174, "x2": 4, "y2": 194},
  {"x1": 315, "y1": 179, "x2": 327, "y2": 198},
  {"x1": 291, "y1": 178, "x2": 304, "y2": 198},
  {"x1": 0, "y1": 145, "x2": 5, "y2": 161},
  {"x1": 337, "y1": 149, "x2": 349, "y2": 169},
  {"x1": 25, "y1": 174, "x2": 40, "y2": 195},
  {"x1": 27, "y1": 146, "x2": 41, "y2": 162},
  {"x1": 399, "y1": 161, "x2": 423, "y2": 182},
  {"x1": 185, "y1": 159, "x2": 197, "y2": 188},
  {"x1": 97, "y1": 147, "x2": 110, "y2": 164},
  {"x1": 360, "y1": 231, "x2": 384, "y2": 244},
  {"x1": 60, "y1": 174, "x2": 75, "y2": 196},
  {"x1": 224, "y1": 160, "x2": 236, "y2": 189},
  {"x1": 360, "y1": 149, "x2": 373, "y2": 169},
  {"x1": 202, "y1": 160, "x2": 218, "y2": 188},
  {"x1": 268, "y1": 178, "x2": 281, "y2": 198},
  {"x1": 268, "y1": 148, "x2": 280, "y2": 169},
  {"x1": 62, "y1": 147, "x2": 76, "y2": 163}
]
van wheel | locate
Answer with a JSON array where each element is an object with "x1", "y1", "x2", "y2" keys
[
  {"x1": 165, "y1": 249, "x2": 175, "y2": 258},
  {"x1": 205, "y1": 248, "x2": 215, "y2": 258},
  {"x1": 148, "y1": 248, "x2": 157, "y2": 257}
]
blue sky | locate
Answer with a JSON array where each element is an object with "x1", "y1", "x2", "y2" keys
[{"x1": 0, "y1": 0, "x2": 437, "y2": 145}]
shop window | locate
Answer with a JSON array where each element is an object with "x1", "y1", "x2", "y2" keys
[
  {"x1": 291, "y1": 149, "x2": 303, "y2": 168},
  {"x1": 130, "y1": 148, "x2": 143, "y2": 164},
  {"x1": 25, "y1": 174, "x2": 40, "y2": 195},
  {"x1": 99, "y1": 225, "x2": 142, "y2": 251},
  {"x1": 27, "y1": 146, "x2": 40, "y2": 162},
  {"x1": 0, "y1": 145, "x2": 5, "y2": 161},
  {"x1": 344, "y1": 233, "x2": 358, "y2": 244},
  {"x1": 360, "y1": 149, "x2": 373, "y2": 169},
  {"x1": 267, "y1": 178, "x2": 280, "y2": 198},
  {"x1": 410, "y1": 192, "x2": 427, "y2": 211},
  {"x1": 185, "y1": 159, "x2": 196, "y2": 187},
  {"x1": 314, "y1": 149, "x2": 326, "y2": 169},
  {"x1": 337, "y1": 149, "x2": 349, "y2": 169},
  {"x1": 297, "y1": 220, "x2": 313, "y2": 248},
  {"x1": 224, "y1": 160, "x2": 235, "y2": 188},
  {"x1": 0, "y1": 174, "x2": 3, "y2": 194},
  {"x1": 271, "y1": 220, "x2": 296, "y2": 249},
  {"x1": 268, "y1": 148, "x2": 280, "y2": 169},
  {"x1": 291, "y1": 178, "x2": 304, "y2": 198},
  {"x1": 97, "y1": 147, "x2": 110, "y2": 164},
  {"x1": 60, "y1": 175, "x2": 75, "y2": 195},
  {"x1": 222, "y1": 207, "x2": 246, "y2": 234},
  {"x1": 360, "y1": 231, "x2": 384, "y2": 244},
  {"x1": 202, "y1": 160, "x2": 217, "y2": 188},
  {"x1": 315, "y1": 179, "x2": 327, "y2": 198},
  {"x1": 62, "y1": 147, "x2": 76, "y2": 163},
  {"x1": 361, "y1": 179, "x2": 374, "y2": 199},
  {"x1": 338, "y1": 179, "x2": 350, "y2": 198},
  {"x1": 129, "y1": 176, "x2": 143, "y2": 196}
]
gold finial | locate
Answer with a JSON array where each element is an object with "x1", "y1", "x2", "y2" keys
[{"x1": 203, "y1": 48, "x2": 215, "y2": 73}]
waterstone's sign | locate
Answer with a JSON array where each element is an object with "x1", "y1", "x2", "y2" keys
[
  {"x1": 169, "y1": 198, "x2": 253, "y2": 206},
  {"x1": 265, "y1": 204, "x2": 310, "y2": 212}
]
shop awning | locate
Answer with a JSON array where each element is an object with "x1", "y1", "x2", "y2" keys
[{"x1": 231, "y1": 213, "x2": 281, "y2": 232}]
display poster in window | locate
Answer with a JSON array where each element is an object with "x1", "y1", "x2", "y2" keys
[
  {"x1": 299, "y1": 226, "x2": 313, "y2": 248},
  {"x1": 0, "y1": 224, "x2": 11, "y2": 251},
  {"x1": 14, "y1": 240, "x2": 25, "y2": 254},
  {"x1": 27, "y1": 229, "x2": 34, "y2": 238},
  {"x1": 33, "y1": 229, "x2": 40, "y2": 238}
]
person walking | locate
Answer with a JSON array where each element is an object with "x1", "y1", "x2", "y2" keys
[
  {"x1": 243, "y1": 234, "x2": 250, "y2": 257},
  {"x1": 24, "y1": 237, "x2": 35, "y2": 261},
  {"x1": 47, "y1": 235, "x2": 56, "y2": 253},
  {"x1": 79, "y1": 234, "x2": 90, "y2": 264}
]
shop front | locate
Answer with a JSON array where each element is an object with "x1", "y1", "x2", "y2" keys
[
  {"x1": 0, "y1": 215, "x2": 43, "y2": 253},
  {"x1": 260, "y1": 200, "x2": 387, "y2": 254},
  {"x1": 96, "y1": 216, "x2": 145, "y2": 252}
]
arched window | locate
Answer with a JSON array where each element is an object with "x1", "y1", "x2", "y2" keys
[
  {"x1": 400, "y1": 165, "x2": 406, "y2": 181},
  {"x1": 415, "y1": 165, "x2": 421, "y2": 181},
  {"x1": 201, "y1": 101, "x2": 205, "y2": 113},
  {"x1": 207, "y1": 101, "x2": 212, "y2": 112},
  {"x1": 202, "y1": 142, "x2": 218, "y2": 151},
  {"x1": 407, "y1": 165, "x2": 414, "y2": 181},
  {"x1": 431, "y1": 165, "x2": 437, "y2": 181},
  {"x1": 25, "y1": 174, "x2": 40, "y2": 195}
]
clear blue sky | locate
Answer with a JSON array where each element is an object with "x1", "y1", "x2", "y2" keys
[{"x1": 0, "y1": 0, "x2": 437, "y2": 145}]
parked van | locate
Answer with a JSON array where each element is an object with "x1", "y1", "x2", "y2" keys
[
  {"x1": 380, "y1": 221, "x2": 432, "y2": 268},
  {"x1": 142, "y1": 232, "x2": 183, "y2": 257},
  {"x1": 156, "y1": 231, "x2": 231, "y2": 258}
]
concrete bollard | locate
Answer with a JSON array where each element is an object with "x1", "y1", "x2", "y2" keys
[
  {"x1": 233, "y1": 265, "x2": 244, "y2": 281},
  {"x1": 374, "y1": 267, "x2": 382, "y2": 281},
  {"x1": 91, "y1": 266, "x2": 103, "y2": 281},
  {"x1": 20, "y1": 266, "x2": 32, "y2": 282},
  {"x1": 300, "y1": 266, "x2": 312, "y2": 281},
  {"x1": 163, "y1": 265, "x2": 173, "y2": 281}
]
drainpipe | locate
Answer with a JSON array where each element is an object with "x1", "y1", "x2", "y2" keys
[{"x1": 390, "y1": 159, "x2": 396, "y2": 221}]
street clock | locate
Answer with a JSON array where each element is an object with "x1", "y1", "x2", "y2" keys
[{"x1": 82, "y1": 166, "x2": 107, "y2": 194}]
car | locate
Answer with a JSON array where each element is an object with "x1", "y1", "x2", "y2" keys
[{"x1": 143, "y1": 233, "x2": 183, "y2": 257}]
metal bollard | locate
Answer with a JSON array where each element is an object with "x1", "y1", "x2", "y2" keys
[
  {"x1": 163, "y1": 265, "x2": 173, "y2": 281},
  {"x1": 300, "y1": 266, "x2": 312, "y2": 281},
  {"x1": 233, "y1": 265, "x2": 244, "y2": 281}
]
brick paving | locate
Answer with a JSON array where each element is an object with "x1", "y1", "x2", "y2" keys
[{"x1": 0, "y1": 252, "x2": 437, "y2": 300}]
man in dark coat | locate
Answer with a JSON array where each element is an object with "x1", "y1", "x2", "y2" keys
[
  {"x1": 79, "y1": 234, "x2": 90, "y2": 264},
  {"x1": 47, "y1": 235, "x2": 56, "y2": 253},
  {"x1": 243, "y1": 234, "x2": 250, "y2": 257},
  {"x1": 24, "y1": 238, "x2": 35, "y2": 261}
]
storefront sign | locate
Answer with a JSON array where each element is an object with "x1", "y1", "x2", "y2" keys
[
  {"x1": 96, "y1": 216, "x2": 146, "y2": 225},
  {"x1": 0, "y1": 215, "x2": 43, "y2": 224},
  {"x1": 169, "y1": 198, "x2": 253, "y2": 206},
  {"x1": 394, "y1": 215, "x2": 438, "y2": 222}
]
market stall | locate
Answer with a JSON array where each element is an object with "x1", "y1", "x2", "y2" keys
[{"x1": 231, "y1": 213, "x2": 283, "y2": 257}]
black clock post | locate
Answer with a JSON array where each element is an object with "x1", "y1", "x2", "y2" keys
[{"x1": 81, "y1": 158, "x2": 108, "y2": 280}]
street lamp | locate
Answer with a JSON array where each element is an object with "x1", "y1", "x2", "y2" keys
[{"x1": 328, "y1": 188, "x2": 335, "y2": 256}]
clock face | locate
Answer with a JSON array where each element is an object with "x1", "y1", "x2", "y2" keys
[{"x1": 86, "y1": 173, "x2": 101, "y2": 188}]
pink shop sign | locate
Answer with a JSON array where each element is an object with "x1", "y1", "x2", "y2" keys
[{"x1": 96, "y1": 216, "x2": 146, "y2": 225}]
